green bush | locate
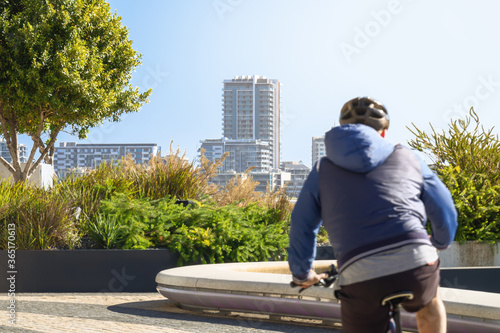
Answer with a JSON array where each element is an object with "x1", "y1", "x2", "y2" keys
[
  {"x1": 0, "y1": 147, "x2": 293, "y2": 262},
  {"x1": 94, "y1": 195, "x2": 290, "y2": 264},
  {"x1": 85, "y1": 213, "x2": 124, "y2": 249},
  {"x1": 408, "y1": 108, "x2": 500, "y2": 179},
  {"x1": 55, "y1": 162, "x2": 136, "y2": 223},
  {"x1": 163, "y1": 201, "x2": 289, "y2": 265},
  {"x1": 408, "y1": 108, "x2": 500, "y2": 242},
  {"x1": 438, "y1": 166, "x2": 500, "y2": 242},
  {"x1": 126, "y1": 148, "x2": 222, "y2": 201},
  {"x1": 97, "y1": 193, "x2": 153, "y2": 249},
  {"x1": 55, "y1": 147, "x2": 223, "y2": 220},
  {"x1": 0, "y1": 182, "x2": 77, "y2": 250}
]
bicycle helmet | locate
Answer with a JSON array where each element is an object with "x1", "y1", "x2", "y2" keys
[{"x1": 339, "y1": 97, "x2": 390, "y2": 131}]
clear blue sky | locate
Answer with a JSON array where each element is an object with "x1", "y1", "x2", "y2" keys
[{"x1": 25, "y1": 0, "x2": 500, "y2": 167}]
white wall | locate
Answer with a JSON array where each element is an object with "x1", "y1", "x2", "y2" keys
[
  {"x1": 0, "y1": 163, "x2": 55, "y2": 189},
  {"x1": 438, "y1": 242, "x2": 500, "y2": 267}
]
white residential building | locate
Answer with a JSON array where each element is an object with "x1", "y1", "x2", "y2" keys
[
  {"x1": 251, "y1": 170, "x2": 291, "y2": 193},
  {"x1": 312, "y1": 136, "x2": 326, "y2": 167},
  {"x1": 200, "y1": 138, "x2": 272, "y2": 173},
  {"x1": 211, "y1": 170, "x2": 291, "y2": 193},
  {"x1": 0, "y1": 140, "x2": 27, "y2": 163},
  {"x1": 54, "y1": 142, "x2": 160, "y2": 175},
  {"x1": 200, "y1": 75, "x2": 284, "y2": 192},
  {"x1": 280, "y1": 161, "x2": 311, "y2": 197},
  {"x1": 222, "y1": 75, "x2": 281, "y2": 169}
]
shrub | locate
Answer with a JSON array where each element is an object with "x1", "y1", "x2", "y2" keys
[
  {"x1": 85, "y1": 213, "x2": 124, "y2": 249},
  {"x1": 125, "y1": 145, "x2": 225, "y2": 201},
  {"x1": 408, "y1": 108, "x2": 500, "y2": 242},
  {"x1": 408, "y1": 108, "x2": 500, "y2": 181},
  {"x1": 438, "y1": 166, "x2": 500, "y2": 242},
  {"x1": 55, "y1": 161, "x2": 136, "y2": 225},
  {"x1": 97, "y1": 193, "x2": 153, "y2": 249},
  {"x1": 212, "y1": 167, "x2": 294, "y2": 223},
  {"x1": 0, "y1": 144, "x2": 294, "y2": 259},
  {"x1": 0, "y1": 182, "x2": 78, "y2": 250},
  {"x1": 163, "y1": 202, "x2": 290, "y2": 265},
  {"x1": 212, "y1": 169, "x2": 261, "y2": 206},
  {"x1": 85, "y1": 194, "x2": 290, "y2": 264}
]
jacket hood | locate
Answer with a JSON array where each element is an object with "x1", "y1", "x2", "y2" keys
[{"x1": 324, "y1": 124, "x2": 395, "y2": 173}]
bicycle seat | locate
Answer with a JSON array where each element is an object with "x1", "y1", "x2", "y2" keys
[{"x1": 381, "y1": 292, "x2": 414, "y2": 307}]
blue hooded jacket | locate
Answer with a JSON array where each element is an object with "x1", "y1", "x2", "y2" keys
[{"x1": 288, "y1": 124, "x2": 457, "y2": 279}]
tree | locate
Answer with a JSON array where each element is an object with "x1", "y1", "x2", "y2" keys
[{"x1": 0, "y1": 0, "x2": 151, "y2": 182}]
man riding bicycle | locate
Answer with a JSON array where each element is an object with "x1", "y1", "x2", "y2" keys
[{"x1": 288, "y1": 97, "x2": 458, "y2": 333}]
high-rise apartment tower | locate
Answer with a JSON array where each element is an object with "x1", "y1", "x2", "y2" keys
[
  {"x1": 222, "y1": 75, "x2": 281, "y2": 169},
  {"x1": 312, "y1": 136, "x2": 325, "y2": 167}
]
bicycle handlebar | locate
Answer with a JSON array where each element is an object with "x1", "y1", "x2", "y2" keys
[{"x1": 290, "y1": 264, "x2": 338, "y2": 293}]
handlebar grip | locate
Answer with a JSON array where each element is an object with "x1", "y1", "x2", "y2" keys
[{"x1": 290, "y1": 264, "x2": 338, "y2": 293}]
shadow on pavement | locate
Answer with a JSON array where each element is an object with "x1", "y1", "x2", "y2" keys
[{"x1": 107, "y1": 299, "x2": 341, "y2": 333}]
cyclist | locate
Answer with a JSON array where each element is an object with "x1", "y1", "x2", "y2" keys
[{"x1": 288, "y1": 97, "x2": 458, "y2": 333}]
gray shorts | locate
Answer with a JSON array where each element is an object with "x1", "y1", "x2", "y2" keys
[{"x1": 335, "y1": 259, "x2": 440, "y2": 333}]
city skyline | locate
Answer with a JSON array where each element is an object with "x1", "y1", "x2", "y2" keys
[{"x1": 17, "y1": 1, "x2": 500, "y2": 168}]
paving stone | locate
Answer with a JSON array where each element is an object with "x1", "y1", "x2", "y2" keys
[{"x1": 1, "y1": 293, "x2": 341, "y2": 333}]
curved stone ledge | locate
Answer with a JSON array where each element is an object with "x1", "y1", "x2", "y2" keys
[{"x1": 156, "y1": 260, "x2": 500, "y2": 332}]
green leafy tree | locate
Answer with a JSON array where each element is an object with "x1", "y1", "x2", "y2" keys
[{"x1": 0, "y1": 0, "x2": 151, "y2": 182}]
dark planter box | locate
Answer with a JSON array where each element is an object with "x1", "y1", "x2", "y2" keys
[
  {"x1": 0, "y1": 249, "x2": 178, "y2": 293},
  {"x1": 316, "y1": 246, "x2": 336, "y2": 260},
  {"x1": 2, "y1": 247, "x2": 498, "y2": 294},
  {"x1": 440, "y1": 267, "x2": 500, "y2": 294}
]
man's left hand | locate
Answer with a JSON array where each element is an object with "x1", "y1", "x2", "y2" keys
[{"x1": 295, "y1": 270, "x2": 329, "y2": 289}]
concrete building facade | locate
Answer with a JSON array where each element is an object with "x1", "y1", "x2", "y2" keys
[
  {"x1": 222, "y1": 75, "x2": 281, "y2": 169},
  {"x1": 200, "y1": 138, "x2": 272, "y2": 173},
  {"x1": 54, "y1": 142, "x2": 160, "y2": 175},
  {"x1": 200, "y1": 75, "x2": 284, "y2": 192},
  {"x1": 0, "y1": 140, "x2": 27, "y2": 163},
  {"x1": 280, "y1": 161, "x2": 311, "y2": 197},
  {"x1": 312, "y1": 136, "x2": 325, "y2": 167},
  {"x1": 211, "y1": 169, "x2": 291, "y2": 193},
  {"x1": 251, "y1": 170, "x2": 291, "y2": 193}
]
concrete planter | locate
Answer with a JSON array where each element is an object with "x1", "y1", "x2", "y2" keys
[
  {"x1": 314, "y1": 244, "x2": 500, "y2": 293},
  {"x1": 438, "y1": 241, "x2": 500, "y2": 267},
  {"x1": 314, "y1": 242, "x2": 500, "y2": 268},
  {"x1": 0, "y1": 249, "x2": 178, "y2": 293}
]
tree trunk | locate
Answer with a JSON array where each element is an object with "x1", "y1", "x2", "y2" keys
[
  {"x1": 0, "y1": 105, "x2": 23, "y2": 182},
  {"x1": 0, "y1": 105, "x2": 57, "y2": 183}
]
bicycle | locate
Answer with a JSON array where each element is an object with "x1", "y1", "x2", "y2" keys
[
  {"x1": 289, "y1": 264, "x2": 338, "y2": 293},
  {"x1": 381, "y1": 291, "x2": 414, "y2": 333},
  {"x1": 290, "y1": 264, "x2": 414, "y2": 333}
]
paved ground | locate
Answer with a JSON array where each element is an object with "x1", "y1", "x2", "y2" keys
[{"x1": 0, "y1": 293, "x2": 342, "y2": 333}]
